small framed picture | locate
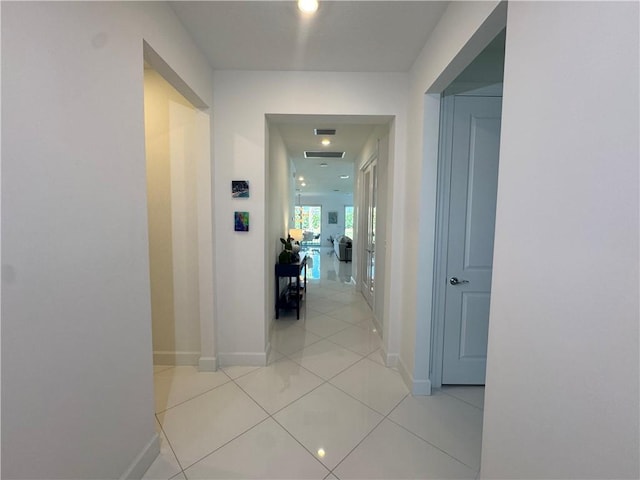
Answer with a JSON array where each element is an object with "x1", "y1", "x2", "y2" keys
[
  {"x1": 328, "y1": 211, "x2": 338, "y2": 224},
  {"x1": 234, "y1": 211, "x2": 249, "y2": 231},
  {"x1": 232, "y1": 180, "x2": 249, "y2": 198}
]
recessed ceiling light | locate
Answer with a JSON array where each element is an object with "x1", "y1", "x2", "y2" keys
[
  {"x1": 298, "y1": 176, "x2": 304, "y2": 181},
  {"x1": 321, "y1": 139, "x2": 331, "y2": 146},
  {"x1": 319, "y1": 163, "x2": 328, "y2": 167},
  {"x1": 301, "y1": 182, "x2": 306, "y2": 186},
  {"x1": 340, "y1": 175, "x2": 350, "y2": 179},
  {"x1": 298, "y1": 0, "x2": 318, "y2": 14}
]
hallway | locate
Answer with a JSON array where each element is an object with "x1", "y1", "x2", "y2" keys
[{"x1": 146, "y1": 248, "x2": 484, "y2": 479}]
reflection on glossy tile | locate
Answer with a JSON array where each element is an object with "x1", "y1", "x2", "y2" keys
[
  {"x1": 388, "y1": 392, "x2": 484, "y2": 470},
  {"x1": 220, "y1": 365, "x2": 260, "y2": 380},
  {"x1": 274, "y1": 383, "x2": 383, "y2": 470},
  {"x1": 329, "y1": 358, "x2": 408, "y2": 415},
  {"x1": 334, "y1": 419, "x2": 476, "y2": 479},
  {"x1": 288, "y1": 339, "x2": 363, "y2": 380},
  {"x1": 266, "y1": 347, "x2": 286, "y2": 365},
  {"x1": 300, "y1": 314, "x2": 351, "y2": 338},
  {"x1": 330, "y1": 291, "x2": 364, "y2": 303},
  {"x1": 185, "y1": 418, "x2": 329, "y2": 479},
  {"x1": 154, "y1": 366, "x2": 231, "y2": 413},
  {"x1": 327, "y1": 304, "x2": 373, "y2": 324},
  {"x1": 326, "y1": 324, "x2": 381, "y2": 356},
  {"x1": 157, "y1": 382, "x2": 268, "y2": 469},
  {"x1": 307, "y1": 286, "x2": 335, "y2": 299},
  {"x1": 306, "y1": 298, "x2": 342, "y2": 315},
  {"x1": 271, "y1": 325, "x2": 322, "y2": 356},
  {"x1": 271, "y1": 317, "x2": 302, "y2": 330},
  {"x1": 147, "y1": 246, "x2": 485, "y2": 480},
  {"x1": 235, "y1": 358, "x2": 324, "y2": 414},
  {"x1": 366, "y1": 348, "x2": 387, "y2": 367}
]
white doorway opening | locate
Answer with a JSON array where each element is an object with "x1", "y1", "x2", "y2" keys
[{"x1": 143, "y1": 42, "x2": 216, "y2": 372}]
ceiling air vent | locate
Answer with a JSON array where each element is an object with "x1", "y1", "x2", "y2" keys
[
  {"x1": 304, "y1": 151, "x2": 345, "y2": 158},
  {"x1": 314, "y1": 128, "x2": 336, "y2": 136}
]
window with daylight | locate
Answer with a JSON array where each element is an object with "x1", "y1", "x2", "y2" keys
[
  {"x1": 344, "y1": 206, "x2": 354, "y2": 239},
  {"x1": 294, "y1": 205, "x2": 322, "y2": 245}
]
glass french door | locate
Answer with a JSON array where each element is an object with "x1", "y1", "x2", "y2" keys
[
  {"x1": 294, "y1": 205, "x2": 322, "y2": 245},
  {"x1": 344, "y1": 206, "x2": 354, "y2": 239},
  {"x1": 362, "y1": 160, "x2": 377, "y2": 308}
]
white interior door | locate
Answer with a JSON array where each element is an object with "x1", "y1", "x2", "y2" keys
[
  {"x1": 442, "y1": 95, "x2": 502, "y2": 385},
  {"x1": 361, "y1": 160, "x2": 377, "y2": 308}
]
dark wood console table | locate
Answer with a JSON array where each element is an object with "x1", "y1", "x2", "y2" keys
[{"x1": 275, "y1": 254, "x2": 307, "y2": 320}]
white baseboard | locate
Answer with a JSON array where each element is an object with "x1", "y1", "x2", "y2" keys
[
  {"x1": 218, "y1": 351, "x2": 267, "y2": 367},
  {"x1": 265, "y1": 341, "x2": 272, "y2": 363},
  {"x1": 412, "y1": 377, "x2": 432, "y2": 396},
  {"x1": 153, "y1": 351, "x2": 200, "y2": 366},
  {"x1": 397, "y1": 355, "x2": 413, "y2": 390},
  {"x1": 376, "y1": 340, "x2": 398, "y2": 368},
  {"x1": 385, "y1": 352, "x2": 399, "y2": 368},
  {"x1": 397, "y1": 356, "x2": 432, "y2": 396},
  {"x1": 198, "y1": 356, "x2": 217, "y2": 372},
  {"x1": 119, "y1": 433, "x2": 160, "y2": 480}
]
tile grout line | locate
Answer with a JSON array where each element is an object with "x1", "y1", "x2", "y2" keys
[
  {"x1": 275, "y1": 315, "x2": 379, "y2": 360},
  {"x1": 326, "y1": 391, "x2": 411, "y2": 476},
  {"x1": 154, "y1": 369, "x2": 235, "y2": 478},
  {"x1": 229, "y1": 372, "x2": 333, "y2": 476},
  {"x1": 158, "y1": 276, "x2": 377, "y2": 477},
  {"x1": 259, "y1": 349, "x2": 408, "y2": 477},
  {"x1": 440, "y1": 388, "x2": 485, "y2": 411},
  {"x1": 225, "y1": 341, "x2": 391, "y2": 476},
  {"x1": 155, "y1": 256, "x2": 370, "y2": 478},
  {"x1": 154, "y1": 371, "x2": 234, "y2": 415},
  {"x1": 383, "y1": 412, "x2": 480, "y2": 472},
  {"x1": 178, "y1": 415, "x2": 274, "y2": 476},
  {"x1": 154, "y1": 413, "x2": 188, "y2": 479}
]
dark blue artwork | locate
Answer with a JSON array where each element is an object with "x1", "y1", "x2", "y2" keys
[{"x1": 232, "y1": 180, "x2": 249, "y2": 198}]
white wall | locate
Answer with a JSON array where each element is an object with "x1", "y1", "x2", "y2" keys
[
  {"x1": 481, "y1": 2, "x2": 639, "y2": 478},
  {"x1": 402, "y1": 0, "x2": 504, "y2": 393},
  {"x1": 353, "y1": 126, "x2": 393, "y2": 355},
  {"x1": 298, "y1": 192, "x2": 354, "y2": 245},
  {"x1": 1, "y1": 2, "x2": 213, "y2": 478},
  {"x1": 212, "y1": 70, "x2": 408, "y2": 366},
  {"x1": 266, "y1": 124, "x2": 293, "y2": 343},
  {"x1": 144, "y1": 69, "x2": 203, "y2": 366}
]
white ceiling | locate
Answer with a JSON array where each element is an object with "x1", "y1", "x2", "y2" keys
[
  {"x1": 170, "y1": 1, "x2": 449, "y2": 72},
  {"x1": 269, "y1": 115, "x2": 392, "y2": 195},
  {"x1": 169, "y1": 1, "x2": 450, "y2": 196}
]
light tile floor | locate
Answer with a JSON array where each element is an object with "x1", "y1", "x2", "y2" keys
[{"x1": 145, "y1": 247, "x2": 484, "y2": 479}]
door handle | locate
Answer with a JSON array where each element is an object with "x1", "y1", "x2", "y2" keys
[{"x1": 449, "y1": 277, "x2": 469, "y2": 285}]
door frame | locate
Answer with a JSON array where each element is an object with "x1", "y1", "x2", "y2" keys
[
  {"x1": 143, "y1": 42, "x2": 217, "y2": 371},
  {"x1": 359, "y1": 152, "x2": 378, "y2": 309},
  {"x1": 410, "y1": 3, "x2": 506, "y2": 397},
  {"x1": 430, "y1": 83, "x2": 503, "y2": 389}
]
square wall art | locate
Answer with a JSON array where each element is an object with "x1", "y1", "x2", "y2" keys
[
  {"x1": 234, "y1": 211, "x2": 249, "y2": 232},
  {"x1": 232, "y1": 180, "x2": 249, "y2": 198}
]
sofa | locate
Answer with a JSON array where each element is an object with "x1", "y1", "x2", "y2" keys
[{"x1": 334, "y1": 234, "x2": 352, "y2": 262}]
